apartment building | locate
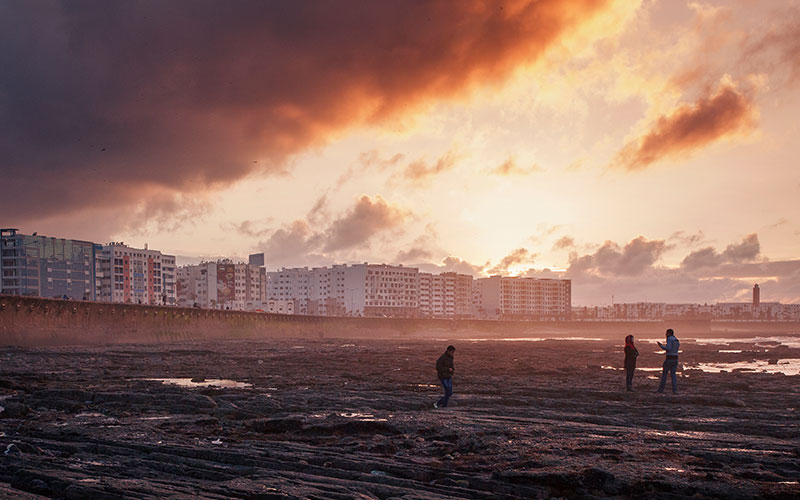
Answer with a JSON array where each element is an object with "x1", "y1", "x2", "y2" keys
[
  {"x1": 266, "y1": 263, "x2": 419, "y2": 317},
  {"x1": 362, "y1": 264, "x2": 418, "y2": 317},
  {"x1": 418, "y1": 271, "x2": 473, "y2": 318},
  {"x1": 1, "y1": 228, "x2": 97, "y2": 300},
  {"x1": 97, "y1": 242, "x2": 176, "y2": 305},
  {"x1": 472, "y1": 276, "x2": 571, "y2": 320},
  {"x1": 177, "y1": 260, "x2": 263, "y2": 311}
]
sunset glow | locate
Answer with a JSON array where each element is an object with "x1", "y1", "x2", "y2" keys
[{"x1": 2, "y1": 0, "x2": 799, "y2": 305}]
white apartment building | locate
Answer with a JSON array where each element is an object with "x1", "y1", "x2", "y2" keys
[
  {"x1": 267, "y1": 263, "x2": 419, "y2": 317},
  {"x1": 176, "y1": 261, "x2": 263, "y2": 311},
  {"x1": 96, "y1": 242, "x2": 176, "y2": 305},
  {"x1": 472, "y1": 276, "x2": 571, "y2": 320},
  {"x1": 418, "y1": 271, "x2": 473, "y2": 318},
  {"x1": 267, "y1": 267, "x2": 311, "y2": 315},
  {"x1": 176, "y1": 262, "x2": 216, "y2": 308}
]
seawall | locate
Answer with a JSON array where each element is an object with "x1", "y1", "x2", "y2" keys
[{"x1": 1, "y1": 295, "x2": 797, "y2": 346}]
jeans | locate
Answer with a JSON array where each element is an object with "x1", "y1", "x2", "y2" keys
[
  {"x1": 437, "y1": 378, "x2": 453, "y2": 407},
  {"x1": 657, "y1": 358, "x2": 678, "y2": 393}
]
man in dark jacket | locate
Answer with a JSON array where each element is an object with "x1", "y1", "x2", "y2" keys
[{"x1": 434, "y1": 345, "x2": 456, "y2": 408}]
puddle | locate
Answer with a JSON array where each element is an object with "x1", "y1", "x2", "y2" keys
[
  {"x1": 144, "y1": 378, "x2": 252, "y2": 388},
  {"x1": 140, "y1": 416, "x2": 174, "y2": 421},
  {"x1": 691, "y1": 360, "x2": 800, "y2": 376},
  {"x1": 339, "y1": 412, "x2": 387, "y2": 422},
  {"x1": 412, "y1": 383, "x2": 440, "y2": 388},
  {"x1": 718, "y1": 350, "x2": 743, "y2": 353},
  {"x1": 340, "y1": 344, "x2": 356, "y2": 348}
]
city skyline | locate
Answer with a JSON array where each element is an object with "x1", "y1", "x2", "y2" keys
[{"x1": 3, "y1": 1, "x2": 800, "y2": 306}]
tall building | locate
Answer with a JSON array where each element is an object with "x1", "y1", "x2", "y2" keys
[
  {"x1": 753, "y1": 283, "x2": 760, "y2": 308},
  {"x1": 96, "y1": 242, "x2": 176, "y2": 305},
  {"x1": 472, "y1": 276, "x2": 571, "y2": 320},
  {"x1": 1, "y1": 228, "x2": 97, "y2": 300}
]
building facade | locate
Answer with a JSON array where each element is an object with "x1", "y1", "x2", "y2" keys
[
  {"x1": 97, "y1": 242, "x2": 176, "y2": 305},
  {"x1": 472, "y1": 276, "x2": 571, "y2": 320},
  {"x1": 176, "y1": 260, "x2": 263, "y2": 311},
  {"x1": 418, "y1": 271, "x2": 473, "y2": 318},
  {"x1": 1, "y1": 228, "x2": 98, "y2": 300}
]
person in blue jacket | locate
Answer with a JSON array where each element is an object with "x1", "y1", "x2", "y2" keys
[{"x1": 656, "y1": 328, "x2": 680, "y2": 394}]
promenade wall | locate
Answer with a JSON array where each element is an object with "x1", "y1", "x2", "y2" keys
[{"x1": 1, "y1": 294, "x2": 797, "y2": 346}]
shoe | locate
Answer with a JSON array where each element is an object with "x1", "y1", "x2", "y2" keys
[{"x1": 433, "y1": 402, "x2": 439, "y2": 409}]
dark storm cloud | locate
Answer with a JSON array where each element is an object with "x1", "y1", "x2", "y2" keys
[{"x1": 0, "y1": 0, "x2": 613, "y2": 225}]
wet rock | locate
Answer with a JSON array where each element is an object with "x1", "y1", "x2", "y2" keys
[
  {"x1": 5, "y1": 443, "x2": 22, "y2": 455},
  {"x1": 0, "y1": 401, "x2": 29, "y2": 418},
  {"x1": 249, "y1": 417, "x2": 304, "y2": 433}
]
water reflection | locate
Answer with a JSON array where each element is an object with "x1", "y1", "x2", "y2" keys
[
  {"x1": 144, "y1": 378, "x2": 252, "y2": 388},
  {"x1": 691, "y1": 360, "x2": 800, "y2": 376}
]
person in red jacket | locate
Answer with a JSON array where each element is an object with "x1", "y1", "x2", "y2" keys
[
  {"x1": 434, "y1": 345, "x2": 455, "y2": 408},
  {"x1": 624, "y1": 335, "x2": 639, "y2": 391}
]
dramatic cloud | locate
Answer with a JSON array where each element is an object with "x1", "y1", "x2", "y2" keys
[
  {"x1": 489, "y1": 157, "x2": 543, "y2": 176},
  {"x1": 612, "y1": 78, "x2": 757, "y2": 170},
  {"x1": 257, "y1": 195, "x2": 409, "y2": 266},
  {"x1": 567, "y1": 236, "x2": 667, "y2": 277},
  {"x1": 322, "y1": 196, "x2": 408, "y2": 252},
  {"x1": 0, "y1": 0, "x2": 615, "y2": 225},
  {"x1": 486, "y1": 248, "x2": 537, "y2": 275},
  {"x1": 681, "y1": 233, "x2": 761, "y2": 270}
]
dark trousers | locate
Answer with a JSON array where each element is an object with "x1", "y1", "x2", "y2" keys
[
  {"x1": 657, "y1": 358, "x2": 679, "y2": 393},
  {"x1": 625, "y1": 365, "x2": 635, "y2": 389},
  {"x1": 437, "y1": 378, "x2": 453, "y2": 407}
]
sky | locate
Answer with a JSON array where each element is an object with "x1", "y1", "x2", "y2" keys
[{"x1": 2, "y1": 0, "x2": 800, "y2": 305}]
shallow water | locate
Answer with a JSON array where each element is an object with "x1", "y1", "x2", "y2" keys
[
  {"x1": 144, "y1": 378, "x2": 252, "y2": 389},
  {"x1": 691, "y1": 359, "x2": 800, "y2": 376}
]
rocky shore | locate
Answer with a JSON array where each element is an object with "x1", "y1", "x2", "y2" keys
[{"x1": 1, "y1": 336, "x2": 798, "y2": 499}]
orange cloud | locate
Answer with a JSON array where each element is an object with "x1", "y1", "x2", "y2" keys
[
  {"x1": 403, "y1": 151, "x2": 459, "y2": 183},
  {"x1": 1, "y1": 0, "x2": 616, "y2": 227},
  {"x1": 612, "y1": 79, "x2": 757, "y2": 171}
]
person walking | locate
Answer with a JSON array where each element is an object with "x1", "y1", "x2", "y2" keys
[
  {"x1": 434, "y1": 345, "x2": 456, "y2": 408},
  {"x1": 656, "y1": 328, "x2": 680, "y2": 394},
  {"x1": 624, "y1": 334, "x2": 639, "y2": 391}
]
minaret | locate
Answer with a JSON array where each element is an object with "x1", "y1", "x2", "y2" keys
[{"x1": 753, "y1": 284, "x2": 760, "y2": 308}]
